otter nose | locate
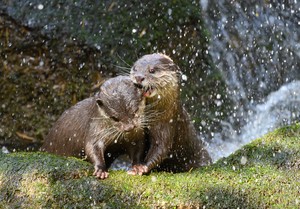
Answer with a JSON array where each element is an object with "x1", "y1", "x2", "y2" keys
[
  {"x1": 123, "y1": 124, "x2": 135, "y2": 132},
  {"x1": 135, "y1": 75, "x2": 145, "y2": 84}
]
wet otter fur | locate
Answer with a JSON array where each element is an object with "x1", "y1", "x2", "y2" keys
[
  {"x1": 41, "y1": 76, "x2": 146, "y2": 179},
  {"x1": 129, "y1": 53, "x2": 212, "y2": 174}
]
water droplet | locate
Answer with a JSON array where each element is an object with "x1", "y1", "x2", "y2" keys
[
  {"x1": 37, "y1": 4, "x2": 44, "y2": 10},
  {"x1": 181, "y1": 74, "x2": 187, "y2": 81},
  {"x1": 1, "y1": 146, "x2": 9, "y2": 154},
  {"x1": 240, "y1": 156, "x2": 247, "y2": 165}
]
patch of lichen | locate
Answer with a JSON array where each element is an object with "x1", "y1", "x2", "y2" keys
[{"x1": 1, "y1": 124, "x2": 299, "y2": 208}]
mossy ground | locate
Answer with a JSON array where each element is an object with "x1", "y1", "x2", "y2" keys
[{"x1": 1, "y1": 123, "x2": 299, "y2": 208}]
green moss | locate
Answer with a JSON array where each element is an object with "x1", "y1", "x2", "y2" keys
[
  {"x1": 219, "y1": 123, "x2": 300, "y2": 170},
  {"x1": 1, "y1": 123, "x2": 299, "y2": 208}
]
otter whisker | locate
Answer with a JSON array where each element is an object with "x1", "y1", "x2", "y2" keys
[
  {"x1": 144, "y1": 107, "x2": 166, "y2": 116},
  {"x1": 142, "y1": 116, "x2": 159, "y2": 122},
  {"x1": 102, "y1": 127, "x2": 117, "y2": 139},
  {"x1": 145, "y1": 99, "x2": 161, "y2": 109},
  {"x1": 115, "y1": 53, "x2": 132, "y2": 67},
  {"x1": 113, "y1": 65, "x2": 131, "y2": 70},
  {"x1": 140, "y1": 120, "x2": 154, "y2": 126},
  {"x1": 114, "y1": 65, "x2": 131, "y2": 76},
  {"x1": 120, "y1": 131, "x2": 126, "y2": 141},
  {"x1": 93, "y1": 127, "x2": 115, "y2": 140},
  {"x1": 111, "y1": 130, "x2": 123, "y2": 144},
  {"x1": 91, "y1": 117, "x2": 106, "y2": 120},
  {"x1": 140, "y1": 111, "x2": 168, "y2": 125},
  {"x1": 103, "y1": 128, "x2": 120, "y2": 145}
]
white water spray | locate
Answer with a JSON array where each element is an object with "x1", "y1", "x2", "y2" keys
[{"x1": 208, "y1": 81, "x2": 300, "y2": 162}]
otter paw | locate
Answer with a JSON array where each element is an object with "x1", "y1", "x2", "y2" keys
[
  {"x1": 93, "y1": 168, "x2": 109, "y2": 179},
  {"x1": 127, "y1": 164, "x2": 149, "y2": 176}
]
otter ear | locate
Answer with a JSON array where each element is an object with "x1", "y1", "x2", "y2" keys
[{"x1": 96, "y1": 99, "x2": 104, "y2": 107}]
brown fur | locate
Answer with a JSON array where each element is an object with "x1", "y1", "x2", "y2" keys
[
  {"x1": 130, "y1": 53, "x2": 212, "y2": 173},
  {"x1": 41, "y1": 76, "x2": 146, "y2": 179}
]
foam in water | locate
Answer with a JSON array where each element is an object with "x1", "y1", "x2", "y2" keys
[{"x1": 208, "y1": 80, "x2": 300, "y2": 162}]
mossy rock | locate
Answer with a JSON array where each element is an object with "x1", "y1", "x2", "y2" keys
[{"x1": 1, "y1": 123, "x2": 299, "y2": 208}]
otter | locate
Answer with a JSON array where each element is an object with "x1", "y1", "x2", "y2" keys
[
  {"x1": 41, "y1": 76, "x2": 147, "y2": 179},
  {"x1": 128, "y1": 53, "x2": 212, "y2": 175}
]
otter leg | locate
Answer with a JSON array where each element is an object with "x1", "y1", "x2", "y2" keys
[
  {"x1": 127, "y1": 137, "x2": 147, "y2": 176},
  {"x1": 143, "y1": 123, "x2": 173, "y2": 173},
  {"x1": 129, "y1": 138, "x2": 146, "y2": 165},
  {"x1": 85, "y1": 141, "x2": 109, "y2": 179}
]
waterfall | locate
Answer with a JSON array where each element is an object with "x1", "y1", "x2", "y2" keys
[
  {"x1": 208, "y1": 81, "x2": 300, "y2": 161},
  {"x1": 201, "y1": 0, "x2": 300, "y2": 161}
]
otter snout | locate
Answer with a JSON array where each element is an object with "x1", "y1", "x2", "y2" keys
[
  {"x1": 121, "y1": 123, "x2": 135, "y2": 132},
  {"x1": 134, "y1": 75, "x2": 145, "y2": 84}
]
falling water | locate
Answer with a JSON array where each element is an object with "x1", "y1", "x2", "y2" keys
[
  {"x1": 201, "y1": 0, "x2": 300, "y2": 161},
  {"x1": 208, "y1": 81, "x2": 300, "y2": 161}
]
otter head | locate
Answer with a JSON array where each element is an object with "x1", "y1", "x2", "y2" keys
[
  {"x1": 130, "y1": 53, "x2": 180, "y2": 98},
  {"x1": 96, "y1": 76, "x2": 145, "y2": 135}
]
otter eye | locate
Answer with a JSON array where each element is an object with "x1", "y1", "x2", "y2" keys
[{"x1": 149, "y1": 68, "x2": 155, "y2": 73}]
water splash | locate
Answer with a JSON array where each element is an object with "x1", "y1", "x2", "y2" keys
[
  {"x1": 208, "y1": 81, "x2": 300, "y2": 161},
  {"x1": 1, "y1": 146, "x2": 9, "y2": 154},
  {"x1": 201, "y1": 0, "x2": 300, "y2": 161}
]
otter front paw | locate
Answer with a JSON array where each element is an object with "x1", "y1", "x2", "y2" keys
[
  {"x1": 127, "y1": 164, "x2": 149, "y2": 176},
  {"x1": 93, "y1": 167, "x2": 109, "y2": 179}
]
